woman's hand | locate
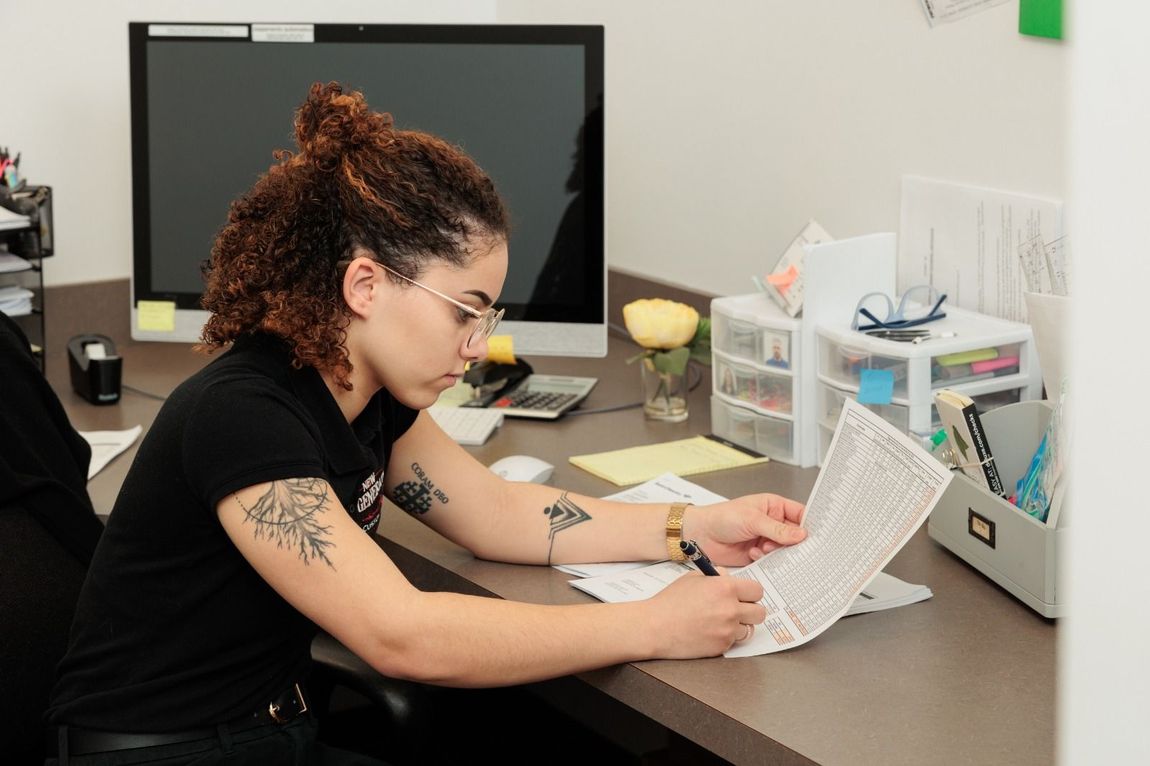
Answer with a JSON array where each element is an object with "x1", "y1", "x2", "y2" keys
[
  {"x1": 643, "y1": 572, "x2": 767, "y2": 658},
  {"x1": 686, "y1": 494, "x2": 806, "y2": 567}
]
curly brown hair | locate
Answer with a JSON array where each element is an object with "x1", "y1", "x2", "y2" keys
[{"x1": 199, "y1": 81, "x2": 509, "y2": 387}]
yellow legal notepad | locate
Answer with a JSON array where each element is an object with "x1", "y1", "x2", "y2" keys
[{"x1": 569, "y1": 435, "x2": 769, "y2": 487}]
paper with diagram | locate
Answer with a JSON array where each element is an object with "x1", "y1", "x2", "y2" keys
[
  {"x1": 570, "y1": 400, "x2": 952, "y2": 656},
  {"x1": 898, "y1": 175, "x2": 1063, "y2": 323}
]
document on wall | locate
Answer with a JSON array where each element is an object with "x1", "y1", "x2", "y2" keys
[
  {"x1": 898, "y1": 175, "x2": 1063, "y2": 323},
  {"x1": 919, "y1": 0, "x2": 1010, "y2": 26},
  {"x1": 570, "y1": 400, "x2": 952, "y2": 656},
  {"x1": 553, "y1": 473, "x2": 728, "y2": 579}
]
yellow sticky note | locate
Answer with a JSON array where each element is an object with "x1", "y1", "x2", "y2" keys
[
  {"x1": 137, "y1": 300, "x2": 176, "y2": 332},
  {"x1": 486, "y1": 334, "x2": 516, "y2": 365}
]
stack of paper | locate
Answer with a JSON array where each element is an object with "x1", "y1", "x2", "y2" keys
[
  {"x1": 0, "y1": 204, "x2": 31, "y2": 231},
  {"x1": 0, "y1": 253, "x2": 32, "y2": 273},
  {"x1": 846, "y1": 572, "x2": 932, "y2": 616},
  {"x1": 0, "y1": 285, "x2": 34, "y2": 316}
]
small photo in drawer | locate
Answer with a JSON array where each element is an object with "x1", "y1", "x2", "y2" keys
[{"x1": 762, "y1": 329, "x2": 791, "y2": 370}]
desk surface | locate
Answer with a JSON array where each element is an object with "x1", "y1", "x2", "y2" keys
[{"x1": 50, "y1": 337, "x2": 1056, "y2": 766}]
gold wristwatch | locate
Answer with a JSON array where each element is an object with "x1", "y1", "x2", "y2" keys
[{"x1": 666, "y1": 502, "x2": 691, "y2": 561}]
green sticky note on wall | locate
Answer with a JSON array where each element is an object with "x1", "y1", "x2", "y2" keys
[{"x1": 1020, "y1": 0, "x2": 1062, "y2": 40}]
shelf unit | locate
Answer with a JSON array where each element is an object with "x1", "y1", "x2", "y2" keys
[
  {"x1": 0, "y1": 185, "x2": 52, "y2": 367},
  {"x1": 709, "y1": 293, "x2": 802, "y2": 464}
]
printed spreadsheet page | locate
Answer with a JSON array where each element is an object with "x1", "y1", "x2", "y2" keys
[{"x1": 570, "y1": 400, "x2": 952, "y2": 656}]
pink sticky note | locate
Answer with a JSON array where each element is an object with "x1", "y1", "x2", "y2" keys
[
  {"x1": 766, "y1": 264, "x2": 799, "y2": 295},
  {"x1": 970, "y1": 356, "x2": 1019, "y2": 375}
]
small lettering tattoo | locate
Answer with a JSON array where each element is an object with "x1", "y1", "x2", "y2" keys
[
  {"x1": 235, "y1": 478, "x2": 335, "y2": 568},
  {"x1": 390, "y1": 462, "x2": 449, "y2": 516},
  {"x1": 542, "y1": 492, "x2": 591, "y2": 564}
]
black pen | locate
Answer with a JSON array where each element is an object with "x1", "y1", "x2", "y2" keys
[{"x1": 679, "y1": 539, "x2": 720, "y2": 576}]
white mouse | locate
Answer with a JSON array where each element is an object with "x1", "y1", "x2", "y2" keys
[{"x1": 488, "y1": 454, "x2": 555, "y2": 484}]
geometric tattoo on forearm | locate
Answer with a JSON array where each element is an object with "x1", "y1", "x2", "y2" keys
[
  {"x1": 234, "y1": 478, "x2": 335, "y2": 569},
  {"x1": 542, "y1": 492, "x2": 591, "y2": 564}
]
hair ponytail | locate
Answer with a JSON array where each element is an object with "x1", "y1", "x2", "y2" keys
[{"x1": 201, "y1": 81, "x2": 508, "y2": 388}]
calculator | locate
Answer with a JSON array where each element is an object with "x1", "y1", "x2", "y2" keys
[{"x1": 483, "y1": 374, "x2": 598, "y2": 420}]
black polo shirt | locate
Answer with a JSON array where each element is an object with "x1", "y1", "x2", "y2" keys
[{"x1": 48, "y1": 333, "x2": 418, "y2": 731}]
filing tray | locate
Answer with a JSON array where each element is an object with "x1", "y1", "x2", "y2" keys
[{"x1": 927, "y1": 400, "x2": 1067, "y2": 618}]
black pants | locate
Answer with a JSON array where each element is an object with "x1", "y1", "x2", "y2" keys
[{"x1": 45, "y1": 716, "x2": 387, "y2": 766}]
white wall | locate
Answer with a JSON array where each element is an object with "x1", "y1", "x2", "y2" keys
[
  {"x1": 498, "y1": 0, "x2": 1065, "y2": 296},
  {"x1": 0, "y1": 1, "x2": 494, "y2": 288},
  {"x1": 3, "y1": 2, "x2": 1063, "y2": 295},
  {"x1": 1062, "y1": 4, "x2": 1150, "y2": 764}
]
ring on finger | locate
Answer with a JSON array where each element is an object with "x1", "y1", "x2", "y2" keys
[{"x1": 740, "y1": 623, "x2": 753, "y2": 642}]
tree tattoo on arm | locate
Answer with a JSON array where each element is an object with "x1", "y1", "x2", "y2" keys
[
  {"x1": 543, "y1": 492, "x2": 591, "y2": 565},
  {"x1": 234, "y1": 478, "x2": 336, "y2": 568}
]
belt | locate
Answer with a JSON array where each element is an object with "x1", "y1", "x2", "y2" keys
[{"x1": 47, "y1": 682, "x2": 309, "y2": 757}]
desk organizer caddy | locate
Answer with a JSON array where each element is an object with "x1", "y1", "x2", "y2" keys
[
  {"x1": 710, "y1": 293, "x2": 802, "y2": 464},
  {"x1": 928, "y1": 400, "x2": 1067, "y2": 618},
  {"x1": 813, "y1": 305, "x2": 1043, "y2": 465}
]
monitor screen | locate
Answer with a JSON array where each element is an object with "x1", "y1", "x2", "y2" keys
[{"x1": 128, "y1": 22, "x2": 605, "y2": 356}]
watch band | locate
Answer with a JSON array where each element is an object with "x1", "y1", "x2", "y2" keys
[{"x1": 666, "y1": 502, "x2": 691, "y2": 561}]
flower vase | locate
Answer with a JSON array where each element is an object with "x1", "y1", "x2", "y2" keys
[{"x1": 640, "y1": 358, "x2": 689, "y2": 422}]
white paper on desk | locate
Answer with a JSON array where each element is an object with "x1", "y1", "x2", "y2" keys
[
  {"x1": 79, "y1": 425, "x2": 142, "y2": 480},
  {"x1": 898, "y1": 176, "x2": 1063, "y2": 323},
  {"x1": 553, "y1": 473, "x2": 728, "y2": 578},
  {"x1": 570, "y1": 402, "x2": 952, "y2": 656}
]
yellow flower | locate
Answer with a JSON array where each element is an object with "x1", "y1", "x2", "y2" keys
[{"x1": 623, "y1": 299, "x2": 700, "y2": 350}]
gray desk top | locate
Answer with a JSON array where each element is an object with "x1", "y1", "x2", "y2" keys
[{"x1": 52, "y1": 337, "x2": 1056, "y2": 766}]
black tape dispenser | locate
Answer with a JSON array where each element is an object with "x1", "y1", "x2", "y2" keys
[{"x1": 67, "y1": 334, "x2": 122, "y2": 405}]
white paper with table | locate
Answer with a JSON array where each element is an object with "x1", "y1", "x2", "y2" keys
[{"x1": 570, "y1": 401, "x2": 952, "y2": 656}]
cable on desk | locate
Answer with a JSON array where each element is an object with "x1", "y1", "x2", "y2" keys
[
  {"x1": 122, "y1": 384, "x2": 167, "y2": 401},
  {"x1": 565, "y1": 359, "x2": 706, "y2": 416},
  {"x1": 564, "y1": 400, "x2": 642, "y2": 416}
]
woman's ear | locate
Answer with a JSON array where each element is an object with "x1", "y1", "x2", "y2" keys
[{"x1": 343, "y1": 256, "x2": 380, "y2": 319}]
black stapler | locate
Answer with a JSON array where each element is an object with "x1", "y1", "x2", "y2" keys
[
  {"x1": 460, "y1": 359, "x2": 533, "y2": 407},
  {"x1": 68, "y1": 334, "x2": 122, "y2": 405}
]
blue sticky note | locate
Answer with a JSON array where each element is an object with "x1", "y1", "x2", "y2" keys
[{"x1": 858, "y1": 369, "x2": 895, "y2": 405}]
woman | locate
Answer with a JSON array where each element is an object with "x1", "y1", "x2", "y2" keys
[{"x1": 46, "y1": 82, "x2": 806, "y2": 764}]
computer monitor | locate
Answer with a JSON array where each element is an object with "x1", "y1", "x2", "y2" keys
[{"x1": 128, "y1": 22, "x2": 606, "y2": 357}]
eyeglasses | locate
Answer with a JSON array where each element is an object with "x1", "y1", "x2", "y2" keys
[
  {"x1": 851, "y1": 285, "x2": 947, "y2": 332},
  {"x1": 377, "y1": 262, "x2": 504, "y2": 349}
]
